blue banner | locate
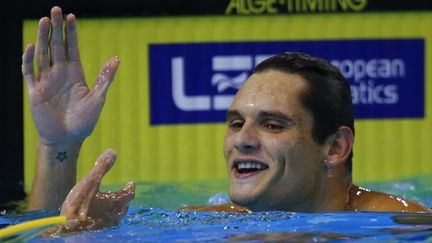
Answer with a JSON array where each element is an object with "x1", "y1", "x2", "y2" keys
[{"x1": 149, "y1": 39, "x2": 424, "y2": 125}]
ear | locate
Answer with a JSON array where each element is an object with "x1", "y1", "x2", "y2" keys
[{"x1": 324, "y1": 126, "x2": 354, "y2": 168}]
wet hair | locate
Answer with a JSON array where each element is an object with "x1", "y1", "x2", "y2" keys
[{"x1": 253, "y1": 52, "x2": 354, "y2": 173}]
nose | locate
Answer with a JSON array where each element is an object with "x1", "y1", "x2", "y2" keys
[{"x1": 234, "y1": 123, "x2": 260, "y2": 153}]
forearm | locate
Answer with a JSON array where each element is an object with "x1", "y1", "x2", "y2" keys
[{"x1": 28, "y1": 141, "x2": 82, "y2": 210}]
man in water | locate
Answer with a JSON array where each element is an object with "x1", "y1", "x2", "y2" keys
[{"x1": 22, "y1": 6, "x2": 430, "y2": 234}]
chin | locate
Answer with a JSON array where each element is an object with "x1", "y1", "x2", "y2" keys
[
  {"x1": 230, "y1": 198, "x2": 268, "y2": 212},
  {"x1": 230, "y1": 188, "x2": 285, "y2": 212},
  {"x1": 229, "y1": 190, "x2": 262, "y2": 211}
]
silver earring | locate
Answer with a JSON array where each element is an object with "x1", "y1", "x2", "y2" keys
[
  {"x1": 327, "y1": 167, "x2": 333, "y2": 177},
  {"x1": 325, "y1": 159, "x2": 333, "y2": 177}
]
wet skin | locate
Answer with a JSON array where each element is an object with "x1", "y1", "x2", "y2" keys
[
  {"x1": 185, "y1": 70, "x2": 431, "y2": 214},
  {"x1": 223, "y1": 70, "x2": 330, "y2": 212}
]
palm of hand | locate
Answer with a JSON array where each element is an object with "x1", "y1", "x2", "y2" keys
[
  {"x1": 30, "y1": 62, "x2": 95, "y2": 144},
  {"x1": 24, "y1": 7, "x2": 131, "y2": 235},
  {"x1": 22, "y1": 7, "x2": 119, "y2": 145}
]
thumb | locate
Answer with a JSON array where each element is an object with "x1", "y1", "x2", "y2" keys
[
  {"x1": 93, "y1": 56, "x2": 120, "y2": 97},
  {"x1": 61, "y1": 149, "x2": 117, "y2": 219},
  {"x1": 87, "y1": 148, "x2": 117, "y2": 181}
]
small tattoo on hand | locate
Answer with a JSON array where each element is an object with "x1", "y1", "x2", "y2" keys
[{"x1": 56, "y1": 152, "x2": 67, "y2": 162}]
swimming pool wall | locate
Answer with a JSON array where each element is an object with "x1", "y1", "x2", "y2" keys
[{"x1": 23, "y1": 12, "x2": 432, "y2": 192}]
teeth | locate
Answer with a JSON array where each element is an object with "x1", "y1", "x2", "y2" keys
[{"x1": 237, "y1": 162, "x2": 266, "y2": 170}]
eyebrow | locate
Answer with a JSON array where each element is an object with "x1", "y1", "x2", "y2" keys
[
  {"x1": 226, "y1": 110, "x2": 242, "y2": 121},
  {"x1": 257, "y1": 111, "x2": 295, "y2": 124},
  {"x1": 226, "y1": 110, "x2": 295, "y2": 124}
]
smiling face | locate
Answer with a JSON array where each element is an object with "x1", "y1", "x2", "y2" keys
[{"x1": 224, "y1": 70, "x2": 329, "y2": 212}]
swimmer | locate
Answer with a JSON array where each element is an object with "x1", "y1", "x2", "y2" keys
[
  {"x1": 183, "y1": 56, "x2": 430, "y2": 214},
  {"x1": 22, "y1": 6, "x2": 431, "y2": 235}
]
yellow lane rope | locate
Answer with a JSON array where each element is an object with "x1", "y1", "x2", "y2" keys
[{"x1": 0, "y1": 215, "x2": 67, "y2": 238}]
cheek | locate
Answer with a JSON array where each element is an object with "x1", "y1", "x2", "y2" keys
[
  {"x1": 223, "y1": 134, "x2": 233, "y2": 160},
  {"x1": 288, "y1": 140, "x2": 324, "y2": 173},
  {"x1": 268, "y1": 136, "x2": 300, "y2": 161},
  {"x1": 271, "y1": 136, "x2": 312, "y2": 172}
]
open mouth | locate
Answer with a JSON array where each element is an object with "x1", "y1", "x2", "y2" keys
[{"x1": 233, "y1": 161, "x2": 269, "y2": 174}]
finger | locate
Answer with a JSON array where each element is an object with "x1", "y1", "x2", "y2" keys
[
  {"x1": 87, "y1": 148, "x2": 117, "y2": 181},
  {"x1": 61, "y1": 149, "x2": 117, "y2": 218},
  {"x1": 69, "y1": 148, "x2": 117, "y2": 198},
  {"x1": 93, "y1": 56, "x2": 120, "y2": 97},
  {"x1": 76, "y1": 149, "x2": 117, "y2": 217},
  {"x1": 65, "y1": 13, "x2": 80, "y2": 61},
  {"x1": 61, "y1": 179, "x2": 99, "y2": 219},
  {"x1": 113, "y1": 181, "x2": 135, "y2": 205},
  {"x1": 22, "y1": 44, "x2": 37, "y2": 88},
  {"x1": 49, "y1": 6, "x2": 66, "y2": 64},
  {"x1": 94, "y1": 181, "x2": 135, "y2": 206},
  {"x1": 35, "y1": 17, "x2": 50, "y2": 72}
]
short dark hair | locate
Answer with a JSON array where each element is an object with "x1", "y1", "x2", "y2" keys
[{"x1": 253, "y1": 52, "x2": 354, "y2": 173}]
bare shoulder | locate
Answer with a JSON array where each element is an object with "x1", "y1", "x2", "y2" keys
[{"x1": 348, "y1": 185, "x2": 431, "y2": 213}]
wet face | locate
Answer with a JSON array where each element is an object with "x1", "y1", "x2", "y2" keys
[{"x1": 224, "y1": 70, "x2": 328, "y2": 211}]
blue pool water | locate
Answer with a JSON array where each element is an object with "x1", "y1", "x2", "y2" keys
[{"x1": 1, "y1": 174, "x2": 432, "y2": 242}]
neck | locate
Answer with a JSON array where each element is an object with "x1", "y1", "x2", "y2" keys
[{"x1": 297, "y1": 166, "x2": 353, "y2": 212}]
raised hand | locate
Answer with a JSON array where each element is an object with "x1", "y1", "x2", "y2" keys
[
  {"x1": 25, "y1": 6, "x2": 122, "y2": 211},
  {"x1": 44, "y1": 149, "x2": 135, "y2": 236},
  {"x1": 22, "y1": 6, "x2": 119, "y2": 145}
]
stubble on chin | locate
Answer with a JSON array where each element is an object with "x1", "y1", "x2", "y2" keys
[{"x1": 229, "y1": 185, "x2": 259, "y2": 209}]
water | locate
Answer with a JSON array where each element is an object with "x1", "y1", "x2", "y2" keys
[{"x1": 1, "y1": 175, "x2": 432, "y2": 242}]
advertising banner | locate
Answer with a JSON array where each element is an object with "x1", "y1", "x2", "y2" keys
[{"x1": 150, "y1": 39, "x2": 424, "y2": 125}]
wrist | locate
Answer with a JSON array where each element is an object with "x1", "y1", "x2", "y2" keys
[
  {"x1": 37, "y1": 140, "x2": 82, "y2": 165},
  {"x1": 37, "y1": 139, "x2": 83, "y2": 149},
  {"x1": 38, "y1": 136, "x2": 84, "y2": 148}
]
